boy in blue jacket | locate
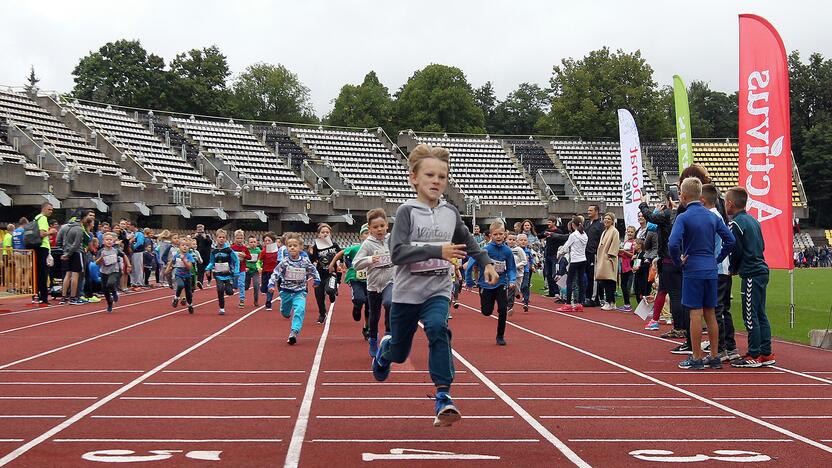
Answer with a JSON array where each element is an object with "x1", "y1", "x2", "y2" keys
[
  {"x1": 669, "y1": 177, "x2": 735, "y2": 370},
  {"x1": 205, "y1": 229, "x2": 240, "y2": 316},
  {"x1": 480, "y1": 221, "x2": 517, "y2": 346}
]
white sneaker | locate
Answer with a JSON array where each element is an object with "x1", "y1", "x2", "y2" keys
[{"x1": 601, "y1": 302, "x2": 615, "y2": 311}]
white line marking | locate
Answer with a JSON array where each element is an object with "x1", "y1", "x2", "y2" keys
[
  {"x1": 500, "y1": 383, "x2": 653, "y2": 386},
  {"x1": 0, "y1": 306, "x2": 260, "y2": 466},
  {"x1": 0, "y1": 382, "x2": 122, "y2": 385},
  {"x1": 540, "y1": 415, "x2": 734, "y2": 419},
  {"x1": 0, "y1": 287, "x2": 159, "y2": 317},
  {"x1": 762, "y1": 416, "x2": 832, "y2": 419},
  {"x1": 0, "y1": 396, "x2": 97, "y2": 400},
  {"x1": 320, "y1": 382, "x2": 479, "y2": 386},
  {"x1": 0, "y1": 370, "x2": 143, "y2": 373},
  {"x1": 772, "y1": 366, "x2": 832, "y2": 385},
  {"x1": 284, "y1": 301, "x2": 335, "y2": 468},
  {"x1": 162, "y1": 370, "x2": 306, "y2": 374},
  {"x1": 316, "y1": 415, "x2": 514, "y2": 420},
  {"x1": 121, "y1": 397, "x2": 297, "y2": 401},
  {"x1": 324, "y1": 370, "x2": 467, "y2": 374},
  {"x1": 680, "y1": 383, "x2": 826, "y2": 386},
  {"x1": 808, "y1": 372, "x2": 832, "y2": 374},
  {"x1": 472, "y1": 304, "x2": 832, "y2": 456},
  {"x1": 0, "y1": 295, "x2": 172, "y2": 335},
  {"x1": 143, "y1": 382, "x2": 300, "y2": 386},
  {"x1": 312, "y1": 439, "x2": 540, "y2": 443},
  {"x1": 362, "y1": 448, "x2": 499, "y2": 461},
  {"x1": 519, "y1": 397, "x2": 690, "y2": 401},
  {"x1": 53, "y1": 439, "x2": 281, "y2": 443},
  {"x1": 646, "y1": 371, "x2": 784, "y2": 375},
  {"x1": 90, "y1": 415, "x2": 290, "y2": 419},
  {"x1": 569, "y1": 439, "x2": 793, "y2": 443},
  {"x1": 486, "y1": 370, "x2": 627, "y2": 374},
  {"x1": 716, "y1": 397, "x2": 832, "y2": 401},
  {"x1": 0, "y1": 297, "x2": 219, "y2": 371},
  {"x1": 0, "y1": 415, "x2": 65, "y2": 418},
  {"x1": 319, "y1": 397, "x2": 494, "y2": 401}
]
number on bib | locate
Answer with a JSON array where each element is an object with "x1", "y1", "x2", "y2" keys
[{"x1": 285, "y1": 266, "x2": 306, "y2": 281}]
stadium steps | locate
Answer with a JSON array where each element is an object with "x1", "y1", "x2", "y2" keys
[
  {"x1": 163, "y1": 118, "x2": 243, "y2": 190},
  {"x1": 500, "y1": 140, "x2": 550, "y2": 202},
  {"x1": 641, "y1": 155, "x2": 664, "y2": 199},
  {"x1": 540, "y1": 140, "x2": 582, "y2": 199}
]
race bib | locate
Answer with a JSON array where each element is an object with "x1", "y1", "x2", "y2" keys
[
  {"x1": 410, "y1": 241, "x2": 451, "y2": 276},
  {"x1": 494, "y1": 260, "x2": 506, "y2": 274},
  {"x1": 214, "y1": 262, "x2": 230, "y2": 273},
  {"x1": 174, "y1": 258, "x2": 185, "y2": 269},
  {"x1": 375, "y1": 254, "x2": 392, "y2": 267},
  {"x1": 285, "y1": 266, "x2": 306, "y2": 281},
  {"x1": 355, "y1": 269, "x2": 368, "y2": 280},
  {"x1": 265, "y1": 244, "x2": 278, "y2": 253},
  {"x1": 103, "y1": 254, "x2": 117, "y2": 266},
  {"x1": 250, "y1": 253, "x2": 259, "y2": 262}
]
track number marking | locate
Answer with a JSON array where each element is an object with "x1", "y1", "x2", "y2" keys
[
  {"x1": 82, "y1": 449, "x2": 222, "y2": 462},
  {"x1": 629, "y1": 449, "x2": 771, "y2": 463},
  {"x1": 362, "y1": 448, "x2": 500, "y2": 461}
]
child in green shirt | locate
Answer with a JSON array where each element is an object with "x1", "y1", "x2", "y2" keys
[{"x1": 245, "y1": 235, "x2": 263, "y2": 307}]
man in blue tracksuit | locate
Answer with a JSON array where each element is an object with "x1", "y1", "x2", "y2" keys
[
  {"x1": 669, "y1": 177, "x2": 734, "y2": 370},
  {"x1": 479, "y1": 221, "x2": 517, "y2": 346}
]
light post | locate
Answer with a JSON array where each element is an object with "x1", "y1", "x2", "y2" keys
[{"x1": 465, "y1": 195, "x2": 481, "y2": 228}]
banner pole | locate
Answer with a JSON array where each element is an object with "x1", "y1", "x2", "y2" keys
[{"x1": 789, "y1": 268, "x2": 795, "y2": 328}]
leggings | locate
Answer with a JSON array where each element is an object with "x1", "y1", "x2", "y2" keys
[
  {"x1": 620, "y1": 271, "x2": 633, "y2": 306},
  {"x1": 314, "y1": 269, "x2": 336, "y2": 316},
  {"x1": 215, "y1": 278, "x2": 234, "y2": 310},
  {"x1": 520, "y1": 271, "x2": 531, "y2": 305},
  {"x1": 368, "y1": 283, "x2": 392, "y2": 339},
  {"x1": 565, "y1": 260, "x2": 587, "y2": 305},
  {"x1": 598, "y1": 279, "x2": 617, "y2": 305},
  {"x1": 245, "y1": 271, "x2": 261, "y2": 304},
  {"x1": 260, "y1": 271, "x2": 274, "y2": 308},
  {"x1": 634, "y1": 264, "x2": 650, "y2": 303},
  {"x1": 175, "y1": 276, "x2": 193, "y2": 305}
]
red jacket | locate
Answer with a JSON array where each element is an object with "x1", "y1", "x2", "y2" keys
[
  {"x1": 260, "y1": 249, "x2": 278, "y2": 275},
  {"x1": 231, "y1": 243, "x2": 251, "y2": 273}
]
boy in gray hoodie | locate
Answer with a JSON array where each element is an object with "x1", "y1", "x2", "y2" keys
[
  {"x1": 372, "y1": 144, "x2": 498, "y2": 428},
  {"x1": 354, "y1": 208, "x2": 394, "y2": 358}
]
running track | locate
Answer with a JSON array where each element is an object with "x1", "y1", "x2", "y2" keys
[{"x1": 1, "y1": 284, "x2": 831, "y2": 466}]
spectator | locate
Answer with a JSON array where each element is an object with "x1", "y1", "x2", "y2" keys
[
  {"x1": 194, "y1": 224, "x2": 213, "y2": 287},
  {"x1": 34, "y1": 202, "x2": 54, "y2": 305},
  {"x1": 595, "y1": 212, "x2": 620, "y2": 310},
  {"x1": 583, "y1": 205, "x2": 604, "y2": 306},
  {"x1": 538, "y1": 216, "x2": 569, "y2": 298}
]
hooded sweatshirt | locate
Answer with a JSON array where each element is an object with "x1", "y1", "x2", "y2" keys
[
  {"x1": 62, "y1": 221, "x2": 85, "y2": 256},
  {"x1": 390, "y1": 199, "x2": 491, "y2": 304},
  {"x1": 206, "y1": 242, "x2": 240, "y2": 281},
  {"x1": 353, "y1": 234, "x2": 394, "y2": 292}
]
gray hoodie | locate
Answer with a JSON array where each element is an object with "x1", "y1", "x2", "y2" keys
[
  {"x1": 353, "y1": 234, "x2": 394, "y2": 292},
  {"x1": 62, "y1": 221, "x2": 84, "y2": 256},
  {"x1": 390, "y1": 199, "x2": 491, "y2": 304}
]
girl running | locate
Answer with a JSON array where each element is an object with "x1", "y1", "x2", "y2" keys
[
  {"x1": 310, "y1": 223, "x2": 341, "y2": 323},
  {"x1": 354, "y1": 209, "x2": 394, "y2": 357}
]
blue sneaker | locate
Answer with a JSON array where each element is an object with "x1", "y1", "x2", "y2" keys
[
  {"x1": 678, "y1": 357, "x2": 705, "y2": 370},
  {"x1": 372, "y1": 335, "x2": 392, "y2": 381},
  {"x1": 368, "y1": 337, "x2": 378, "y2": 357},
  {"x1": 433, "y1": 392, "x2": 461, "y2": 427}
]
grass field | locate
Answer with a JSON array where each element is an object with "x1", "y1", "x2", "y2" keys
[{"x1": 529, "y1": 268, "x2": 832, "y2": 345}]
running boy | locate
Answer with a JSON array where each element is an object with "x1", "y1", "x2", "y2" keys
[
  {"x1": 480, "y1": 221, "x2": 516, "y2": 344},
  {"x1": 231, "y1": 229, "x2": 251, "y2": 308},
  {"x1": 245, "y1": 235, "x2": 262, "y2": 307},
  {"x1": 372, "y1": 144, "x2": 498, "y2": 427},
  {"x1": 517, "y1": 233, "x2": 534, "y2": 312},
  {"x1": 725, "y1": 187, "x2": 775, "y2": 368},
  {"x1": 354, "y1": 209, "x2": 395, "y2": 357},
  {"x1": 205, "y1": 229, "x2": 240, "y2": 316},
  {"x1": 95, "y1": 232, "x2": 131, "y2": 313},
  {"x1": 669, "y1": 177, "x2": 735, "y2": 370},
  {"x1": 268, "y1": 232, "x2": 320, "y2": 345},
  {"x1": 167, "y1": 238, "x2": 196, "y2": 314}
]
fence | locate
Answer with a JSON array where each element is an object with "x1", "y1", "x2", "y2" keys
[{"x1": 0, "y1": 249, "x2": 35, "y2": 296}]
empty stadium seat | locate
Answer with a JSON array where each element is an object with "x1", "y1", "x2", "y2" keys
[
  {"x1": 251, "y1": 124, "x2": 309, "y2": 172},
  {"x1": 505, "y1": 139, "x2": 555, "y2": 175}
]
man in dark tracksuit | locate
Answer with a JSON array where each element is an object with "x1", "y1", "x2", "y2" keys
[
  {"x1": 538, "y1": 217, "x2": 569, "y2": 298},
  {"x1": 582, "y1": 205, "x2": 604, "y2": 307},
  {"x1": 725, "y1": 187, "x2": 774, "y2": 368}
]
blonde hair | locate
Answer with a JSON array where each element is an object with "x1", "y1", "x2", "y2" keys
[
  {"x1": 680, "y1": 177, "x2": 703, "y2": 200},
  {"x1": 408, "y1": 144, "x2": 450, "y2": 174},
  {"x1": 233, "y1": 229, "x2": 245, "y2": 238},
  {"x1": 283, "y1": 232, "x2": 303, "y2": 245},
  {"x1": 103, "y1": 232, "x2": 117, "y2": 241},
  {"x1": 157, "y1": 229, "x2": 171, "y2": 241},
  {"x1": 604, "y1": 212, "x2": 617, "y2": 224},
  {"x1": 216, "y1": 229, "x2": 227, "y2": 238},
  {"x1": 489, "y1": 220, "x2": 505, "y2": 232}
]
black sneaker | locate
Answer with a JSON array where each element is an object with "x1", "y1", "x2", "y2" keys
[
  {"x1": 171, "y1": 297, "x2": 178, "y2": 308},
  {"x1": 188, "y1": 305, "x2": 194, "y2": 314},
  {"x1": 670, "y1": 344, "x2": 693, "y2": 355},
  {"x1": 452, "y1": 301, "x2": 460, "y2": 309},
  {"x1": 287, "y1": 330, "x2": 297, "y2": 345},
  {"x1": 523, "y1": 304, "x2": 529, "y2": 312},
  {"x1": 317, "y1": 314, "x2": 326, "y2": 324},
  {"x1": 196, "y1": 281, "x2": 203, "y2": 290},
  {"x1": 361, "y1": 326, "x2": 369, "y2": 341},
  {"x1": 496, "y1": 336, "x2": 506, "y2": 346},
  {"x1": 106, "y1": 305, "x2": 112, "y2": 313}
]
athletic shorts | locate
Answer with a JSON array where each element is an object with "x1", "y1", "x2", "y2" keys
[
  {"x1": 681, "y1": 276, "x2": 717, "y2": 309},
  {"x1": 62, "y1": 251, "x2": 84, "y2": 274}
]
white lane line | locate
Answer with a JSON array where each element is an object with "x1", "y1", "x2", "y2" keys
[
  {"x1": 284, "y1": 301, "x2": 335, "y2": 468},
  {"x1": 569, "y1": 438, "x2": 793, "y2": 443},
  {"x1": 320, "y1": 382, "x2": 479, "y2": 386},
  {"x1": 475, "y1": 305, "x2": 832, "y2": 456},
  {"x1": 519, "y1": 397, "x2": 690, "y2": 401},
  {"x1": 0, "y1": 370, "x2": 143, "y2": 373},
  {"x1": 525, "y1": 300, "x2": 832, "y2": 386},
  {"x1": 162, "y1": 370, "x2": 306, "y2": 374},
  {"x1": 808, "y1": 372, "x2": 832, "y2": 374},
  {"x1": 0, "y1": 382, "x2": 122, "y2": 385},
  {"x1": 540, "y1": 415, "x2": 735, "y2": 419},
  {"x1": 680, "y1": 383, "x2": 826, "y2": 387},
  {"x1": 0, "y1": 397, "x2": 97, "y2": 400},
  {"x1": 0, "y1": 305, "x2": 261, "y2": 466},
  {"x1": 487, "y1": 370, "x2": 626, "y2": 374},
  {"x1": 316, "y1": 415, "x2": 514, "y2": 420},
  {"x1": 53, "y1": 438, "x2": 281, "y2": 443},
  {"x1": 762, "y1": 416, "x2": 832, "y2": 419},
  {"x1": 319, "y1": 397, "x2": 494, "y2": 401},
  {"x1": 716, "y1": 397, "x2": 832, "y2": 401},
  {"x1": 121, "y1": 397, "x2": 297, "y2": 401},
  {"x1": 0, "y1": 415, "x2": 65, "y2": 418},
  {"x1": 0, "y1": 297, "x2": 219, "y2": 371},
  {"x1": 312, "y1": 439, "x2": 540, "y2": 443},
  {"x1": 324, "y1": 370, "x2": 467, "y2": 374},
  {"x1": 0, "y1": 294, "x2": 172, "y2": 335},
  {"x1": 0, "y1": 287, "x2": 159, "y2": 317},
  {"x1": 447, "y1": 332, "x2": 590, "y2": 467},
  {"x1": 500, "y1": 383, "x2": 653, "y2": 386},
  {"x1": 0, "y1": 441, "x2": 24, "y2": 443},
  {"x1": 143, "y1": 382, "x2": 300, "y2": 386},
  {"x1": 90, "y1": 415, "x2": 290, "y2": 419},
  {"x1": 647, "y1": 371, "x2": 784, "y2": 374}
]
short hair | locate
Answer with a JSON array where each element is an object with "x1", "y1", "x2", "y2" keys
[
  {"x1": 248, "y1": 235, "x2": 258, "y2": 241},
  {"x1": 316, "y1": 223, "x2": 332, "y2": 234},
  {"x1": 517, "y1": 233, "x2": 528, "y2": 240},
  {"x1": 6, "y1": 223, "x2": 15, "y2": 231},
  {"x1": 196, "y1": 224, "x2": 204, "y2": 229},
  {"x1": 18, "y1": 217, "x2": 28, "y2": 225},
  {"x1": 233, "y1": 229, "x2": 244, "y2": 238},
  {"x1": 701, "y1": 183, "x2": 719, "y2": 207},
  {"x1": 407, "y1": 144, "x2": 450, "y2": 174},
  {"x1": 507, "y1": 231, "x2": 517, "y2": 238},
  {"x1": 603, "y1": 212, "x2": 617, "y2": 223},
  {"x1": 588, "y1": 204, "x2": 600, "y2": 212},
  {"x1": 366, "y1": 208, "x2": 387, "y2": 224},
  {"x1": 215, "y1": 229, "x2": 227, "y2": 238},
  {"x1": 283, "y1": 232, "x2": 303, "y2": 245},
  {"x1": 726, "y1": 186, "x2": 748, "y2": 209},
  {"x1": 547, "y1": 215, "x2": 557, "y2": 222},
  {"x1": 103, "y1": 232, "x2": 117, "y2": 240},
  {"x1": 489, "y1": 221, "x2": 505, "y2": 232},
  {"x1": 680, "y1": 164, "x2": 712, "y2": 184},
  {"x1": 680, "y1": 177, "x2": 703, "y2": 200},
  {"x1": 41, "y1": 202, "x2": 53, "y2": 210},
  {"x1": 263, "y1": 231, "x2": 278, "y2": 242}
]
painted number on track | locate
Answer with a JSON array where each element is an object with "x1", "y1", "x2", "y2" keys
[
  {"x1": 82, "y1": 450, "x2": 222, "y2": 463},
  {"x1": 362, "y1": 448, "x2": 500, "y2": 461},
  {"x1": 629, "y1": 449, "x2": 771, "y2": 463}
]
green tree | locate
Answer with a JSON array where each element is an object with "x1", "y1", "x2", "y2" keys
[
  {"x1": 542, "y1": 47, "x2": 670, "y2": 140},
  {"x1": 326, "y1": 71, "x2": 393, "y2": 133},
  {"x1": 24, "y1": 66, "x2": 40, "y2": 94},
  {"x1": 789, "y1": 51, "x2": 832, "y2": 160},
  {"x1": 473, "y1": 81, "x2": 497, "y2": 131},
  {"x1": 71, "y1": 39, "x2": 168, "y2": 109},
  {"x1": 393, "y1": 64, "x2": 485, "y2": 134},
  {"x1": 492, "y1": 83, "x2": 549, "y2": 135},
  {"x1": 229, "y1": 63, "x2": 317, "y2": 123},
  {"x1": 167, "y1": 45, "x2": 231, "y2": 116},
  {"x1": 686, "y1": 80, "x2": 738, "y2": 138},
  {"x1": 800, "y1": 122, "x2": 832, "y2": 224}
]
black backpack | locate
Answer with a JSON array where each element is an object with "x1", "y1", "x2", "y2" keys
[{"x1": 22, "y1": 215, "x2": 43, "y2": 249}]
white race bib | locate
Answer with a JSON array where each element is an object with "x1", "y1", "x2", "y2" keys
[
  {"x1": 410, "y1": 242, "x2": 450, "y2": 276},
  {"x1": 174, "y1": 257, "x2": 185, "y2": 269},
  {"x1": 375, "y1": 254, "x2": 392, "y2": 267},
  {"x1": 103, "y1": 254, "x2": 117, "y2": 266},
  {"x1": 285, "y1": 266, "x2": 306, "y2": 281},
  {"x1": 494, "y1": 260, "x2": 506, "y2": 274},
  {"x1": 265, "y1": 244, "x2": 278, "y2": 253},
  {"x1": 249, "y1": 253, "x2": 259, "y2": 262},
  {"x1": 355, "y1": 269, "x2": 368, "y2": 280},
  {"x1": 214, "y1": 262, "x2": 230, "y2": 273}
]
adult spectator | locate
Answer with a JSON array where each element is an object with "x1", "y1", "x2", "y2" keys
[
  {"x1": 521, "y1": 219, "x2": 540, "y2": 249},
  {"x1": 583, "y1": 204, "x2": 604, "y2": 306},
  {"x1": 97, "y1": 222, "x2": 110, "y2": 244},
  {"x1": 595, "y1": 212, "x2": 620, "y2": 310},
  {"x1": 194, "y1": 224, "x2": 213, "y2": 287},
  {"x1": 33, "y1": 202, "x2": 54, "y2": 305},
  {"x1": 538, "y1": 216, "x2": 569, "y2": 297},
  {"x1": 129, "y1": 223, "x2": 145, "y2": 287}
]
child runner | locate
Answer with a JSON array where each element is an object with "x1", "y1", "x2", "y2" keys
[
  {"x1": 95, "y1": 232, "x2": 131, "y2": 313},
  {"x1": 231, "y1": 230, "x2": 251, "y2": 308},
  {"x1": 480, "y1": 221, "x2": 516, "y2": 345},
  {"x1": 725, "y1": 187, "x2": 775, "y2": 368},
  {"x1": 372, "y1": 144, "x2": 497, "y2": 427},
  {"x1": 260, "y1": 232, "x2": 280, "y2": 311},
  {"x1": 506, "y1": 232, "x2": 527, "y2": 316},
  {"x1": 329, "y1": 224, "x2": 370, "y2": 339},
  {"x1": 245, "y1": 235, "x2": 262, "y2": 307},
  {"x1": 167, "y1": 238, "x2": 196, "y2": 314},
  {"x1": 268, "y1": 232, "x2": 320, "y2": 344},
  {"x1": 190, "y1": 237, "x2": 203, "y2": 290},
  {"x1": 310, "y1": 223, "x2": 341, "y2": 323},
  {"x1": 205, "y1": 229, "x2": 240, "y2": 316},
  {"x1": 142, "y1": 244, "x2": 154, "y2": 287},
  {"x1": 558, "y1": 216, "x2": 588, "y2": 312},
  {"x1": 669, "y1": 177, "x2": 734, "y2": 370},
  {"x1": 354, "y1": 209, "x2": 395, "y2": 357}
]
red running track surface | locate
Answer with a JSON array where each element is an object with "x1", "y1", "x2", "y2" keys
[{"x1": 0, "y1": 283, "x2": 831, "y2": 467}]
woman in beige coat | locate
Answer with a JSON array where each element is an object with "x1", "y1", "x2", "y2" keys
[{"x1": 595, "y1": 212, "x2": 620, "y2": 310}]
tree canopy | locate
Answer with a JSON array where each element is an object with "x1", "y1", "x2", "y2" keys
[
  {"x1": 167, "y1": 45, "x2": 231, "y2": 116},
  {"x1": 326, "y1": 71, "x2": 393, "y2": 133},
  {"x1": 228, "y1": 63, "x2": 317, "y2": 123},
  {"x1": 492, "y1": 83, "x2": 549, "y2": 135},
  {"x1": 393, "y1": 64, "x2": 485, "y2": 133}
]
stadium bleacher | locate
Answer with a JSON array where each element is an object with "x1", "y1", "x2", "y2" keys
[
  {"x1": 0, "y1": 119, "x2": 46, "y2": 178},
  {"x1": 643, "y1": 141, "x2": 678, "y2": 179},
  {"x1": 794, "y1": 232, "x2": 814, "y2": 250},
  {"x1": 292, "y1": 127, "x2": 415, "y2": 203},
  {"x1": 64, "y1": 101, "x2": 217, "y2": 193},
  {"x1": 550, "y1": 140, "x2": 658, "y2": 205},
  {"x1": 415, "y1": 135, "x2": 543, "y2": 205},
  {"x1": 169, "y1": 117, "x2": 318, "y2": 199},
  {"x1": 251, "y1": 124, "x2": 309, "y2": 172},
  {"x1": 505, "y1": 138, "x2": 555, "y2": 175}
]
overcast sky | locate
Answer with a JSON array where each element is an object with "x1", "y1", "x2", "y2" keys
[{"x1": 1, "y1": 0, "x2": 830, "y2": 119}]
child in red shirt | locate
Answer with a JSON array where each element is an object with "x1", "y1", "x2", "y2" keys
[
  {"x1": 260, "y1": 232, "x2": 280, "y2": 311},
  {"x1": 231, "y1": 229, "x2": 251, "y2": 308}
]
